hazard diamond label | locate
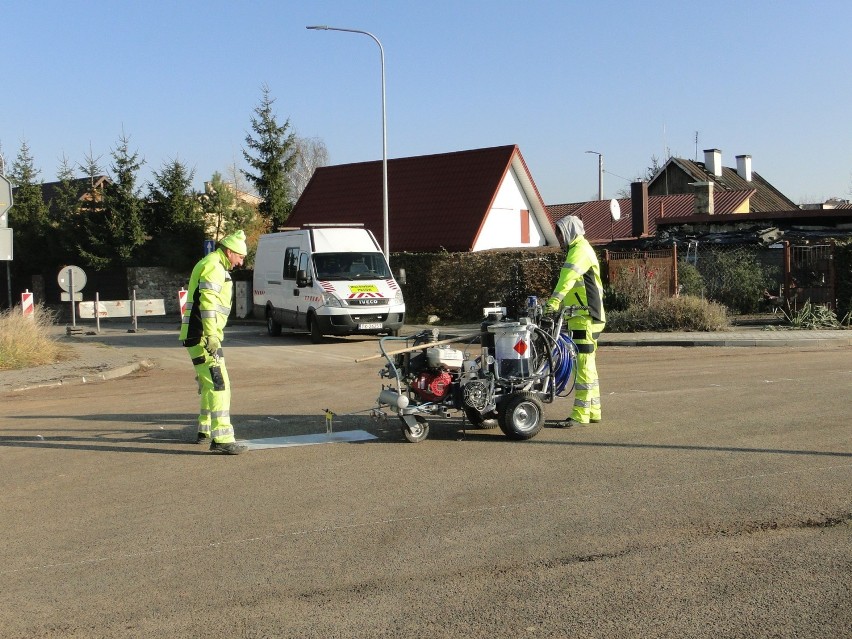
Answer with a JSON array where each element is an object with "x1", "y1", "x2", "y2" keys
[{"x1": 514, "y1": 339, "x2": 528, "y2": 356}]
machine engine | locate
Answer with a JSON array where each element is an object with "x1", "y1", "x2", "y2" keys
[
  {"x1": 406, "y1": 345, "x2": 464, "y2": 402},
  {"x1": 411, "y1": 370, "x2": 453, "y2": 402}
]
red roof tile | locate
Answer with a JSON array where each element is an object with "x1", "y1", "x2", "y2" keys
[
  {"x1": 547, "y1": 190, "x2": 754, "y2": 243},
  {"x1": 288, "y1": 145, "x2": 546, "y2": 252}
]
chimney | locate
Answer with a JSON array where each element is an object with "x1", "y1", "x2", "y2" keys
[
  {"x1": 735, "y1": 154, "x2": 752, "y2": 182},
  {"x1": 703, "y1": 148, "x2": 722, "y2": 177},
  {"x1": 691, "y1": 181, "x2": 715, "y2": 215},
  {"x1": 631, "y1": 181, "x2": 649, "y2": 238}
]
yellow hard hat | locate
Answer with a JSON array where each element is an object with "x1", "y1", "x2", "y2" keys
[{"x1": 219, "y1": 230, "x2": 247, "y2": 255}]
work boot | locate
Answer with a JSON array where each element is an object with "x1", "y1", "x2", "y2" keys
[
  {"x1": 590, "y1": 417, "x2": 602, "y2": 424},
  {"x1": 209, "y1": 441, "x2": 248, "y2": 455},
  {"x1": 555, "y1": 418, "x2": 594, "y2": 428},
  {"x1": 196, "y1": 432, "x2": 211, "y2": 444},
  {"x1": 554, "y1": 418, "x2": 579, "y2": 428}
]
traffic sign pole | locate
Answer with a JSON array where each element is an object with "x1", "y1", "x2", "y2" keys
[
  {"x1": 70, "y1": 268, "x2": 77, "y2": 328},
  {"x1": 57, "y1": 265, "x2": 87, "y2": 331}
]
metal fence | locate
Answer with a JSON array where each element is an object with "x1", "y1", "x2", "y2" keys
[
  {"x1": 603, "y1": 249, "x2": 676, "y2": 305},
  {"x1": 602, "y1": 242, "x2": 839, "y2": 314}
]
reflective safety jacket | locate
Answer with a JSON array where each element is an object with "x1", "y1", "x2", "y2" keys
[
  {"x1": 179, "y1": 248, "x2": 233, "y2": 344},
  {"x1": 546, "y1": 236, "x2": 606, "y2": 323}
]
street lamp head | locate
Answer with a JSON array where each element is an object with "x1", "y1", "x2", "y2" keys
[
  {"x1": 306, "y1": 25, "x2": 329, "y2": 30},
  {"x1": 585, "y1": 150, "x2": 601, "y2": 156}
]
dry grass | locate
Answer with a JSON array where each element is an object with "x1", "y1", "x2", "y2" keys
[
  {"x1": 0, "y1": 305, "x2": 67, "y2": 370},
  {"x1": 606, "y1": 295, "x2": 730, "y2": 332}
]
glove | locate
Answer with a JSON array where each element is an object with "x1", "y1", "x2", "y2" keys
[
  {"x1": 203, "y1": 335, "x2": 221, "y2": 357},
  {"x1": 544, "y1": 298, "x2": 560, "y2": 313}
]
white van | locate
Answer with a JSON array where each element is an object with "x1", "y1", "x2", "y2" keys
[{"x1": 253, "y1": 225, "x2": 405, "y2": 342}]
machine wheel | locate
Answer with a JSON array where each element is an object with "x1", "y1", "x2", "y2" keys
[
  {"x1": 266, "y1": 311, "x2": 282, "y2": 337},
  {"x1": 498, "y1": 392, "x2": 544, "y2": 440},
  {"x1": 309, "y1": 315, "x2": 324, "y2": 343},
  {"x1": 401, "y1": 415, "x2": 430, "y2": 443},
  {"x1": 463, "y1": 406, "x2": 499, "y2": 430}
]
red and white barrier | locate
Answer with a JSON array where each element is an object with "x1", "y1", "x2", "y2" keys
[
  {"x1": 178, "y1": 288, "x2": 188, "y2": 316},
  {"x1": 21, "y1": 290, "x2": 34, "y2": 319}
]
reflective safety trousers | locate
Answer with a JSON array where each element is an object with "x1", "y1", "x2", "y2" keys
[
  {"x1": 186, "y1": 343, "x2": 235, "y2": 443},
  {"x1": 567, "y1": 315, "x2": 605, "y2": 423}
]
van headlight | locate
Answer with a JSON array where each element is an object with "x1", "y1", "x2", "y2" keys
[
  {"x1": 321, "y1": 292, "x2": 343, "y2": 307},
  {"x1": 393, "y1": 289, "x2": 404, "y2": 305}
]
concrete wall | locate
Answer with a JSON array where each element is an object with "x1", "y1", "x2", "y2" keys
[
  {"x1": 127, "y1": 267, "x2": 253, "y2": 318},
  {"x1": 127, "y1": 267, "x2": 189, "y2": 315}
]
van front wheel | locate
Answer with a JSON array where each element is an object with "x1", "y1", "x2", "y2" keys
[
  {"x1": 309, "y1": 315, "x2": 324, "y2": 343},
  {"x1": 267, "y1": 312, "x2": 282, "y2": 337}
]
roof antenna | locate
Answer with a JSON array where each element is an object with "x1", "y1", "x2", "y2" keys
[{"x1": 694, "y1": 131, "x2": 699, "y2": 161}]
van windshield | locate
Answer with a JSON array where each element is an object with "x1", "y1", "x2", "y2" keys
[{"x1": 313, "y1": 252, "x2": 392, "y2": 280}]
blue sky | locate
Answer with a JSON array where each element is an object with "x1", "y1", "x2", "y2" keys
[{"x1": 3, "y1": 0, "x2": 850, "y2": 206}]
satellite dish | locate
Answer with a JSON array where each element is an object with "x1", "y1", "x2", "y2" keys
[{"x1": 609, "y1": 199, "x2": 621, "y2": 221}]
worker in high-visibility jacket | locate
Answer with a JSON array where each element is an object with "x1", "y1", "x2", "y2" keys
[
  {"x1": 179, "y1": 230, "x2": 248, "y2": 454},
  {"x1": 546, "y1": 216, "x2": 606, "y2": 427}
]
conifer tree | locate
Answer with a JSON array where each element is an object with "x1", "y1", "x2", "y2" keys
[
  {"x1": 75, "y1": 149, "x2": 111, "y2": 269},
  {"x1": 242, "y1": 85, "x2": 296, "y2": 229},
  {"x1": 101, "y1": 132, "x2": 146, "y2": 266},
  {"x1": 144, "y1": 158, "x2": 204, "y2": 269},
  {"x1": 8, "y1": 140, "x2": 50, "y2": 280},
  {"x1": 47, "y1": 155, "x2": 82, "y2": 265}
]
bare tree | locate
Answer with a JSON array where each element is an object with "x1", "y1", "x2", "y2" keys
[
  {"x1": 289, "y1": 135, "x2": 329, "y2": 201},
  {"x1": 614, "y1": 155, "x2": 666, "y2": 199}
]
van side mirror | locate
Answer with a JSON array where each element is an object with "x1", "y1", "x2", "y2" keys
[
  {"x1": 397, "y1": 268, "x2": 407, "y2": 285},
  {"x1": 296, "y1": 269, "x2": 310, "y2": 287}
]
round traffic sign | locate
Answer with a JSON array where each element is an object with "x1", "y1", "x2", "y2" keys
[{"x1": 57, "y1": 265, "x2": 87, "y2": 292}]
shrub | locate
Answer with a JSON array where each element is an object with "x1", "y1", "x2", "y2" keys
[
  {"x1": 603, "y1": 286, "x2": 632, "y2": 312},
  {"x1": 781, "y1": 300, "x2": 852, "y2": 329},
  {"x1": 696, "y1": 247, "x2": 775, "y2": 314},
  {"x1": 0, "y1": 305, "x2": 65, "y2": 370},
  {"x1": 605, "y1": 295, "x2": 729, "y2": 332},
  {"x1": 677, "y1": 260, "x2": 705, "y2": 297},
  {"x1": 609, "y1": 262, "x2": 668, "y2": 308}
]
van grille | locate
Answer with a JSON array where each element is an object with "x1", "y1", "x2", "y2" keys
[{"x1": 346, "y1": 298, "x2": 387, "y2": 306}]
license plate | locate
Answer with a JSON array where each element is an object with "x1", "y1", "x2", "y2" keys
[{"x1": 359, "y1": 323, "x2": 383, "y2": 330}]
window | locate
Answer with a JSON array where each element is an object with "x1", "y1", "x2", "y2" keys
[
  {"x1": 283, "y1": 247, "x2": 299, "y2": 279},
  {"x1": 520, "y1": 209, "x2": 530, "y2": 244}
]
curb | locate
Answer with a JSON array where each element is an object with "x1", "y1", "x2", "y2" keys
[
  {"x1": 599, "y1": 333, "x2": 852, "y2": 348},
  {"x1": 9, "y1": 359, "x2": 155, "y2": 393}
]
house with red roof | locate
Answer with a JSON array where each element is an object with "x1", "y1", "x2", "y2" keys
[
  {"x1": 286, "y1": 145, "x2": 558, "y2": 252},
  {"x1": 648, "y1": 148, "x2": 798, "y2": 212},
  {"x1": 546, "y1": 148, "x2": 806, "y2": 245},
  {"x1": 547, "y1": 188, "x2": 755, "y2": 244}
]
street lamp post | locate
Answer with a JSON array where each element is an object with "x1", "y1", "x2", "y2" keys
[
  {"x1": 585, "y1": 150, "x2": 603, "y2": 200},
  {"x1": 307, "y1": 25, "x2": 390, "y2": 261}
]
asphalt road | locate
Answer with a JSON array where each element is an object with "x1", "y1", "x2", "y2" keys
[{"x1": 1, "y1": 326, "x2": 850, "y2": 638}]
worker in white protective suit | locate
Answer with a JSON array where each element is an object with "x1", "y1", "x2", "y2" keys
[
  {"x1": 545, "y1": 216, "x2": 606, "y2": 427},
  {"x1": 179, "y1": 230, "x2": 248, "y2": 454}
]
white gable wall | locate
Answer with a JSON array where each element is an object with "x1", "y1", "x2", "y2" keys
[{"x1": 472, "y1": 167, "x2": 546, "y2": 251}]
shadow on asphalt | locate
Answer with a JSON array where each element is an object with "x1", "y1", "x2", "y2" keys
[{"x1": 2, "y1": 413, "x2": 849, "y2": 458}]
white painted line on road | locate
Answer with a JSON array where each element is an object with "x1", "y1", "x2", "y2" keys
[{"x1": 241, "y1": 430, "x2": 377, "y2": 450}]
